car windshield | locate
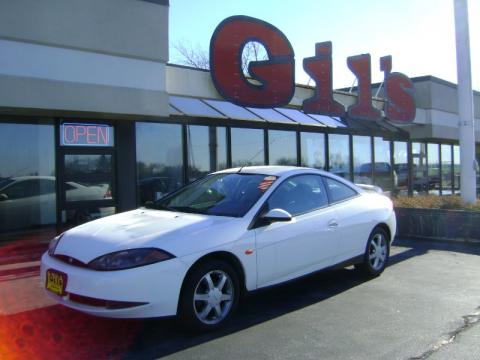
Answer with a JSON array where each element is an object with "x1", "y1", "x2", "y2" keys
[{"x1": 151, "y1": 173, "x2": 276, "y2": 217}]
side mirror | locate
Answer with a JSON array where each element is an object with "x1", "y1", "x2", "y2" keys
[
  {"x1": 261, "y1": 208, "x2": 292, "y2": 223},
  {"x1": 0, "y1": 194, "x2": 8, "y2": 201}
]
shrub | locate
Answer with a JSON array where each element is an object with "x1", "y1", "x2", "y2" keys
[{"x1": 392, "y1": 195, "x2": 480, "y2": 211}]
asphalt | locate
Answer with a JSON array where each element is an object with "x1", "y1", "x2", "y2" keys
[{"x1": 0, "y1": 237, "x2": 479, "y2": 360}]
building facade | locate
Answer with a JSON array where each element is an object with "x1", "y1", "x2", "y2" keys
[{"x1": 0, "y1": 0, "x2": 479, "y2": 241}]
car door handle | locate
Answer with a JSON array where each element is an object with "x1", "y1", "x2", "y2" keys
[{"x1": 328, "y1": 220, "x2": 338, "y2": 228}]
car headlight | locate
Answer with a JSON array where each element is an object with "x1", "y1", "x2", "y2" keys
[
  {"x1": 48, "y1": 234, "x2": 63, "y2": 256},
  {"x1": 88, "y1": 248, "x2": 174, "y2": 271}
]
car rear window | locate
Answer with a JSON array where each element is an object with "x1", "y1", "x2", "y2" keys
[{"x1": 324, "y1": 177, "x2": 358, "y2": 203}]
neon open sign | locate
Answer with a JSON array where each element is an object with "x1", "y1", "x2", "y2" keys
[{"x1": 60, "y1": 123, "x2": 114, "y2": 147}]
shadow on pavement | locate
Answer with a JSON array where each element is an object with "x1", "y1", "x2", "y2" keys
[
  {"x1": 0, "y1": 236, "x2": 478, "y2": 359},
  {"x1": 389, "y1": 237, "x2": 480, "y2": 267}
]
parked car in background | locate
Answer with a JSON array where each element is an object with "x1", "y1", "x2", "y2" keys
[
  {"x1": 0, "y1": 176, "x2": 109, "y2": 233},
  {"x1": 355, "y1": 162, "x2": 398, "y2": 192},
  {"x1": 42, "y1": 166, "x2": 396, "y2": 331}
]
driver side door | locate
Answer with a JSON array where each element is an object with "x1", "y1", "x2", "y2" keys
[{"x1": 254, "y1": 174, "x2": 339, "y2": 287}]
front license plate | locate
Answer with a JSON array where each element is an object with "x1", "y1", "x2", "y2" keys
[{"x1": 45, "y1": 269, "x2": 68, "y2": 296}]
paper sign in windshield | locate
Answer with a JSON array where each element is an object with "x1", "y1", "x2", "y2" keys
[{"x1": 258, "y1": 176, "x2": 277, "y2": 192}]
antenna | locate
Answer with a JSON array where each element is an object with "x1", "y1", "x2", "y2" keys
[
  {"x1": 349, "y1": 78, "x2": 357, "y2": 93},
  {"x1": 375, "y1": 81, "x2": 384, "y2": 98}
]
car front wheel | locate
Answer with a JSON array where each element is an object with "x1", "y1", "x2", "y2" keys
[
  {"x1": 356, "y1": 227, "x2": 390, "y2": 277},
  {"x1": 178, "y1": 260, "x2": 240, "y2": 332}
]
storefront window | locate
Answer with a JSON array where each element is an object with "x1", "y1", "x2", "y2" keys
[
  {"x1": 427, "y1": 144, "x2": 440, "y2": 195},
  {"x1": 231, "y1": 128, "x2": 265, "y2": 167},
  {"x1": 268, "y1": 130, "x2": 297, "y2": 166},
  {"x1": 136, "y1": 122, "x2": 183, "y2": 205},
  {"x1": 328, "y1": 134, "x2": 350, "y2": 179},
  {"x1": 441, "y1": 144, "x2": 453, "y2": 195},
  {"x1": 0, "y1": 122, "x2": 56, "y2": 236},
  {"x1": 353, "y1": 135, "x2": 372, "y2": 184},
  {"x1": 187, "y1": 125, "x2": 227, "y2": 182},
  {"x1": 374, "y1": 137, "x2": 393, "y2": 192},
  {"x1": 453, "y1": 145, "x2": 460, "y2": 194},
  {"x1": 300, "y1": 132, "x2": 325, "y2": 169},
  {"x1": 412, "y1": 142, "x2": 428, "y2": 194},
  {"x1": 393, "y1": 141, "x2": 408, "y2": 195}
]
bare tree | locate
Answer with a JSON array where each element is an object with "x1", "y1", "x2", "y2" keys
[
  {"x1": 172, "y1": 41, "x2": 210, "y2": 70},
  {"x1": 172, "y1": 40, "x2": 268, "y2": 75},
  {"x1": 241, "y1": 41, "x2": 268, "y2": 75}
]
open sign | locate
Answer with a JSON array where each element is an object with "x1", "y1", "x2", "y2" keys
[{"x1": 60, "y1": 123, "x2": 114, "y2": 147}]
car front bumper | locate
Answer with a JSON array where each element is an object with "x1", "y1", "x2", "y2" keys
[{"x1": 40, "y1": 252, "x2": 188, "y2": 318}]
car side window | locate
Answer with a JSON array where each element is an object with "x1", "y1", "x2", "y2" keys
[
  {"x1": 324, "y1": 177, "x2": 357, "y2": 203},
  {"x1": 2, "y1": 180, "x2": 39, "y2": 199},
  {"x1": 266, "y1": 174, "x2": 328, "y2": 216},
  {"x1": 38, "y1": 179, "x2": 56, "y2": 195}
]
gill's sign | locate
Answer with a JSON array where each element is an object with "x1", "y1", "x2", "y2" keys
[{"x1": 210, "y1": 16, "x2": 415, "y2": 123}]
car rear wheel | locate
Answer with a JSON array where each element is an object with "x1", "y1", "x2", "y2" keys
[
  {"x1": 355, "y1": 227, "x2": 389, "y2": 277},
  {"x1": 178, "y1": 260, "x2": 239, "y2": 332}
]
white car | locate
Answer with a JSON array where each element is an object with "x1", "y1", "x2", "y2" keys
[
  {"x1": 41, "y1": 166, "x2": 396, "y2": 331},
  {"x1": 0, "y1": 176, "x2": 110, "y2": 232}
]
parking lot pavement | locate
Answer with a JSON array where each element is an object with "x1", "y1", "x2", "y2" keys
[{"x1": 0, "y1": 237, "x2": 479, "y2": 360}]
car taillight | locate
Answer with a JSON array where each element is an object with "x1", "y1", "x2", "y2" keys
[{"x1": 104, "y1": 186, "x2": 112, "y2": 199}]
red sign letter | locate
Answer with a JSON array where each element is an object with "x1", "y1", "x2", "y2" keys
[
  {"x1": 210, "y1": 16, "x2": 295, "y2": 108},
  {"x1": 347, "y1": 54, "x2": 381, "y2": 121},
  {"x1": 380, "y1": 56, "x2": 416, "y2": 123},
  {"x1": 303, "y1": 42, "x2": 345, "y2": 117}
]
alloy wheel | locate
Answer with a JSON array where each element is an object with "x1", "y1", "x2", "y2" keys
[
  {"x1": 193, "y1": 270, "x2": 234, "y2": 325},
  {"x1": 368, "y1": 233, "x2": 387, "y2": 271}
]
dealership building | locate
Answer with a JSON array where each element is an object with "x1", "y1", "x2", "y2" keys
[{"x1": 0, "y1": 0, "x2": 479, "y2": 241}]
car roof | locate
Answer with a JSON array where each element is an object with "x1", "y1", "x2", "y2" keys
[
  {"x1": 9, "y1": 176, "x2": 56, "y2": 181},
  {"x1": 213, "y1": 166, "x2": 365, "y2": 193},
  {"x1": 214, "y1": 165, "x2": 329, "y2": 177}
]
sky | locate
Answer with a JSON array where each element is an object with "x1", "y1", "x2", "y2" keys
[{"x1": 169, "y1": 0, "x2": 480, "y2": 90}]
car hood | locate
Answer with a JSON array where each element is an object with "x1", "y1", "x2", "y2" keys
[{"x1": 54, "y1": 209, "x2": 239, "y2": 263}]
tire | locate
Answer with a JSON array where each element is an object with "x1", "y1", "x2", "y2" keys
[
  {"x1": 178, "y1": 260, "x2": 240, "y2": 332},
  {"x1": 355, "y1": 227, "x2": 390, "y2": 277}
]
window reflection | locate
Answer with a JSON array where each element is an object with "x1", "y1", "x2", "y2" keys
[
  {"x1": 136, "y1": 122, "x2": 184, "y2": 205},
  {"x1": 453, "y1": 145, "x2": 460, "y2": 194},
  {"x1": 353, "y1": 135, "x2": 372, "y2": 185},
  {"x1": 64, "y1": 154, "x2": 113, "y2": 202},
  {"x1": 268, "y1": 130, "x2": 297, "y2": 166},
  {"x1": 476, "y1": 145, "x2": 480, "y2": 197},
  {"x1": 328, "y1": 134, "x2": 350, "y2": 179},
  {"x1": 301, "y1": 132, "x2": 325, "y2": 169},
  {"x1": 231, "y1": 128, "x2": 265, "y2": 167},
  {"x1": 441, "y1": 144, "x2": 453, "y2": 195},
  {"x1": 0, "y1": 123, "x2": 56, "y2": 234},
  {"x1": 187, "y1": 126, "x2": 227, "y2": 182},
  {"x1": 393, "y1": 141, "x2": 408, "y2": 195},
  {"x1": 427, "y1": 144, "x2": 440, "y2": 195},
  {"x1": 374, "y1": 137, "x2": 393, "y2": 192},
  {"x1": 412, "y1": 142, "x2": 428, "y2": 194}
]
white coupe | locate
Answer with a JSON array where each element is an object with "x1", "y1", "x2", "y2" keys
[{"x1": 41, "y1": 166, "x2": 396, "y2": 331}]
